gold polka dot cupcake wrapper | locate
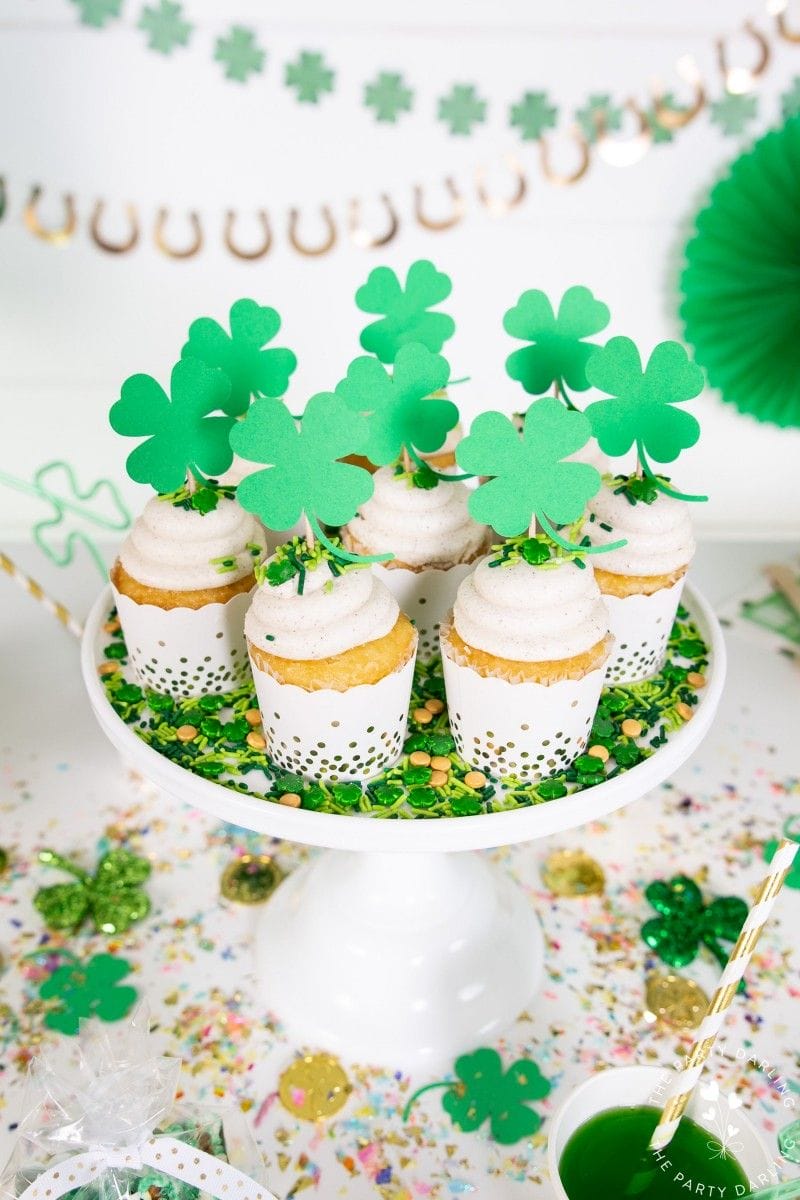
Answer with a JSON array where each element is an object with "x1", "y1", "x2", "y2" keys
[{"x1": 601, "y1": 578, "x2": 687, "y2": 685}]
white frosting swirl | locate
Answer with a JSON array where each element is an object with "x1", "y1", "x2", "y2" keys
[
  {"x1": 245, "y1": 559, "x2": 399, "y2": 660},
  {"x1": 453, "y1": 555, "x2": 609, "y2": 662},
  {"x1": 345, "y1": 467, "x2": 488, "y2": 567},
  {"x1": 581, "y1": 484, "x2": 695, "y2": 576},
  {"x1": 119, "y1": 496, "x2": 264, "y2": 591}
]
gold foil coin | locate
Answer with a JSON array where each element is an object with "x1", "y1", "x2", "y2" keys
[
  {"x1": 278, "y1": 1053, "x2": 352, "y2": 1121},
  {"x1": 541, "y1": 849, "x2": 605, "y2": 896},
  {"x1": 646, "y1": 972, "x2": 709, "y2": 1031},
  {"x1": 220, "y1": 854, "x2": 283, "y2": 905}
]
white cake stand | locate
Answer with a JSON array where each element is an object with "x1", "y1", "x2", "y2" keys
[{"x1": 81, "y1": 584, "x2": 725, "y2": 1069}]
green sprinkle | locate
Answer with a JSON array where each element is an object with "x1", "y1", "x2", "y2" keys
[
  {"x1": 200, "y1": 717, "x2": 223, "y2": 738},
  {"x1": 303, "y1": 786, "x2": 326, "y2": 811},
  {"x1": 371, "y1": 785, "x2": 404, "y2": 807},
  {"x1": 451, "y1": 795, "x2": 483, "y2": 816},
  {"x1": 408, "y1": 787, "x2": 437, "y2": 810},
  {"x1": 404, "y1": 766, "x2": 433, "y2": 786},
  {"x1": 574, "y1": 753, "x2": 604, "y2": 775},
  {"x1": 199, "y1": 694, "x2": 226, "y2": 713},
  {"x1": 104, "y1": 642, "x2": 127, "y2": 660},
  {"x1": 116, "y1": 683, "x2": 143, "y2": 704},
  {"x1": 331, "y1": 783, "x2": 362, "y2": 809}
]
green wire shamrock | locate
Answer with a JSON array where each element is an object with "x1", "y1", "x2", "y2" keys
[
  {"x1": 641, "y1": 875, "x2": 748, "y2": 985},
  {"x1": 504, "y1": 286, "x2": 610, "y2": 400},
  {"x1": 39, "y1": 953, "x2": 138, "y2": 1036},
  {"x1": 182, "y1": 298, "x2": 297, "y2": 417},
  {"x1": 584, "y1": 337, "x2": 707, "y2": 500},
  {"x1": 355, "y1": 259, "x2": 455, "y2": 364},
  {"x1": 403, "y1": 1048, "x2": 551, "y2": 1145},
  {"x1": 110, "y1": 359, "x2": 234, "y2": 493},
  {"x1": 34, "y1": 848, "x2": 151, "y2": 935},
  {"x1": 335, "y1": 343, "x2": 456, "y2": 469}
]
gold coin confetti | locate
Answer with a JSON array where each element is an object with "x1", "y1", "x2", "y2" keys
[
  {"x1": 220, "y1": 854, "x2": 284, "y2": 905},
  {"x1": 278, "y1": 1053, "x2": 352, "y2": 1121},
  {"x1": 645, "y1": 972, "x2": 709, "y2": 1031},
  {"x1": 541, "y1": 849, "x2": 606, "y2": 897}
]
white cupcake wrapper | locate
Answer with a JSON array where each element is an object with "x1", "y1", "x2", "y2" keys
[
  {"x1": 111, "y1": 585, "x2": 253, "y2": 700},
  {"x1": 249, "y1": 653, "x2": 416, "y2": 783},
  {"x1": 374, "y1": 562, "x2": 474, "y2": 662},
  {"x1": 441, "y1": 644, "x2": 605, "y2": 783},
  {"x1": 602, "y1": 577, "x2": 686, "y2": 685}
]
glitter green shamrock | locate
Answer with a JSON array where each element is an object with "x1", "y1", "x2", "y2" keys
[
  {"x1": 39, "y1": 954, "x2": 138, "y2": 1036},
  {"x1": 438, "y1": 84, "x2": 487, "y2": 136},
  {"x1": 710, "y1": 92, "x2": 758, "y2": 137},
  {"x1": 509, "y1": 91, "x2": 557, "y2": 141},
  {"x1": 138, "y1": 0, "x2": 192, "y2": 53},
  {"x1": 285, "y1": 50, "x2": 335, "y2": 104},
  {"x1": 781, "y1": 77, "x2": 800, "y2": 121},
  {"x1": 214, "y1": 26, "x2": 265, "y2": 83},
  {"x1": 109, "y1": 359, "x2": 234, "y2": 493},
  {"x1": 642, "y1": 876, "x2": 748, "y2": 981},
  {"x1": 70, "y1": 0, "x2": 122, "y2": 28},
  {"x1": 575, "y1": 94, "x2": 623, "y2": 144},
  {"x1": 34, "y1": 848, "x2": 151, "y2": 935},
  {"x1": 335, "y1": 343, "x2": 455, "y2": 468},
  {"x1": 356, "y1": 259, "x2": 455, "y2": 365},
  {"x1": 504, "y1": 286, "x2": 610, "y2": 399},
  {"x1": 364, "y1": 72, "x2": 414, "y2": 123},
  {"x1": 182, "y1": 298, "x2": 297, "y2": 417},
  {"x1": 404, "y1": 1048, "x2": 551, "y2": 1145}
]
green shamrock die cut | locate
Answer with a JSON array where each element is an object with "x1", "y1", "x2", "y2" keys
[
  {"x1": 356, "y1": 259, "x2": 455, "y2": 364},
  {"x1": 39, "y1": 953, "x2": 138, "y2": 1037},
  {"x1": 504, "y1": 285, "x2": 610, "y2": 397}
]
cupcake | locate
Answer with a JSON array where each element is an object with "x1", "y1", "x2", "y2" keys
[
  {"x1": 110, "y1": 494, "x2": 265, "y2": 699},
  {"x1": 245, "y1": 543, "x2": 418, "y2": 781},
  {"x1": 441, "y1": 552, "x2": 612, "y2": 782},
  {"x1": 341, "y1": 465, "x2": 490, "y2": 660},
  {"x1": 581, "y1": 477, "x2": 695, "y2": 684}
]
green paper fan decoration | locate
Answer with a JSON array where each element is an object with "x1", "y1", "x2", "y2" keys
[
  {"x1": 356, "y1": 259, "x2": 455, "y2": 364},
  {"x1": 504, "y1": 285, "x2": 610, "y2": 398},
  {"x1": 681, "y1": 117, "x2": 800, "y2": 428}
]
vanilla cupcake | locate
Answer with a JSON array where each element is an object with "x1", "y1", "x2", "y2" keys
[
  {"x1": 110, "y1": 495, "x2": 265, "y2": 698},
  {"x1": 343, "y1": 421, "x2": 463, "y2": 476},
  {"x1": 245, "y1": 553, "x2": 417, "y2": 781},
  {"x1": 342, "y1": 466, "x2": 490, "y2": 660},
  {"x1": 581, "y1": 481, "x2": 695, "y2": 684},
  {"x1": 441, "y1": 555, "x2": 612, "y2": 781}
]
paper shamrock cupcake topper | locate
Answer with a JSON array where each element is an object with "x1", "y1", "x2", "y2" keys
[
  {"x1": 584, "y1": 336, "x2": 707, "y2": 502},
  {"x1": 504, "y1": 285, "x2": 610, "y2": 403},
  {"x1": 182, "y1": 298, "x2": 297, "y2": 418},
  {"x1": 356, "y1": 259, "x2": 455, "y2": 364}
]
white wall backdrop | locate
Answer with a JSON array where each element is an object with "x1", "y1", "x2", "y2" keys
[{"x1": 2, "y1": 0, "x2": 800, "y2": 543}]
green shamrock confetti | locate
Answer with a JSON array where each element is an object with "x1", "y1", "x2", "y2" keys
[
  {"x1": 438, "y1": 84, "x2": 487, "y2": 136},
  {"x1": 356, "y1": 259, "x2": 455, "y2": 365},
  {"x1": 182, "y1": 298, "x2": 297, "y2": 417},
  {"x1": 39, "y1": 953, "x2": 138, "y2": 1036},
  {"x1": 34, "y1": 847, "x2": 151, "y2": 935},
  {"x1": 781, "y1": 77, "x2": 800, "y2": 121},
  {"x1": 763, "y1": 817, "x2": 800, "y2": 888},
  {"x1": 575, "y1": 94, "x2": 623, "y2": 144},
  {"x1": 364, "y1": 71, "x2": 414, "y2": 123},
  {"x1": 504, "y1": 286, "x2": 610, "y2": 398},
  {"x1": 335, "y1": 343, "x2": 455, "y2": 468},
  {"x1": 137, "y1": 0, "x2": 192, "y2": 54},
  {"x1": 710, "y1": 92, "x2": 758, "y2": 137},
  {"x1": 110, "y1": 359, "x2": 234, "y2": 494},
  {"x1": 456, "y1": 398, "x2": 607, "y2": 548},
  {"x1": 214, "y1": 26, "x2": 265, "y2": 83},
  {"x1": 70, "y1": 0, "x2": 122, "y2": 28},
  {"x1": 509, "y1": 91, "x2": 558, "y2": 141},
  {"x1": 285, "y1": 50, "x2": 335, "y2": 104},
  {"x1": 642, "y1": 876, "x2": 748, "y2": 984},
  {"x1": 403, "y1": 1048, "x2": 551, "y2": 1145}
]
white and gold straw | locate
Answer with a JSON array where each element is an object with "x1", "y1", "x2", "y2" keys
[
  {"x1": 648, "y1": 836, "x2": 800, "y2": 1152},
  {"x1": 0, "y1": 550, "x2": 84, "y2": 640}
]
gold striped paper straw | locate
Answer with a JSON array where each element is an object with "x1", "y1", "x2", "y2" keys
[
  {"x1": 0, "y1": 551, "x2": 84, "y2": 640},
  {"x1": 649, "y1": 836, "x2": 800, "y2": 1152}
]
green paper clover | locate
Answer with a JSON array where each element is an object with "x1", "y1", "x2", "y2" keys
[
  {"x1": 231, "y1": 393, "x2": 373, "y2": 533},
  {"x1": 356, "y1": 260, "x2": 455, "y2": 364},
  {"x1": 39, "y1": 954, "x2": 138, "y2": 1036},
  {"x1": 504, "y1": 286, "x2": 610, "y2": 397},
  {"x1": 110, "y1": 359, "x2": 234, "y2": 493},
  {"x1": 335, "y1": 343, "x2": 455, "y2": 466},
  {"x1": 584, "y1": 337, "x2": 704, "y2": 466},
  {"x1": 34, "y1": 848, "x2": 151, "y2": 935},
  {"x1": 182, "y1": 299, "x2": 297, "y2": 417},
  {"x1": 642, "y1": 876, "x2": 748, "y2": 980},
  {"x1": 456, "y1": 398, "x2": 601, "y2": 542}
]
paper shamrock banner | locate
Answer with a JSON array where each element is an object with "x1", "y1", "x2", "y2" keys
[
  {"x1": 641, "y1": 875, "x2": 748, "y2": 988},
  {"x1": 34, "y1": 847, "x2": 151, "y2": 935},
  {"x1": 335, "y1": 342, "x2": 456, "y2": 468},
  {"x1": 110, "y1": 359, "x2": 234, "y2": 494},
  {"x1": 356, "y1": 259, "x2": 455, "y2": 364},
  {"x1": 182, "y1": 298, "x2": 297, "y2": 417},
  {"x1": 504, "y1": 285, "x2": 610, "y2": 399},
  {"x1": 403, "y1": 1048, "x2": 551, "y2": 1145}
]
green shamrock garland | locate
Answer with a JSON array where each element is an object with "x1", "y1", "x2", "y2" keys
[
  {"x1": 39, "y1": 952, "x2": 138, "y2": 1036},
  {"x1": 404, "y1": 1048, "x2": 551, "y2": 1145},
  {"x1": 504, "y1": 285, "x2": 610, "y2": 401},
  {"x1": 355, "y1": 259, "x2": 455, "y2": 364},
  {"x1": 182, "y1": 298, "x2": 297, "y2": 417},
  {"x1": 641, "y1": 875, "x2": 748, "y2": 986},
  {"x1": 34, "y1": 847, "x2": 151, "y2": 935}
]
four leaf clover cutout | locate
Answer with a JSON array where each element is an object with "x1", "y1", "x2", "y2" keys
[
  {"x1": 356, "y1": 259, "x2": 455, "y2": 364},
  {"x1": 504, "y1": 285, "x2": 610, "y2": 400}
]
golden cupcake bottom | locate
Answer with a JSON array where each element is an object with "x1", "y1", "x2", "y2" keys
[
  {"x1": 111, "y1": 559, "x2": 255, "y2": 610},
  {"x1": 594, "y1": 564, "x2": 688, "y2": 599},
  {"x1": 342, "y1": 530, "x2": 489, "y2": 573},
  {"x1": 341, "y1": 450, "x2": 456, "y2": 474},
  {"x1": 441, "y1": 620, "x2": 612, "y2": 685}
]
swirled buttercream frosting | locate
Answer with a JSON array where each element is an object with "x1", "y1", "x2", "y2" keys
[{"x1": 581, "y1": 484, "x2": 695, "y2": 577}]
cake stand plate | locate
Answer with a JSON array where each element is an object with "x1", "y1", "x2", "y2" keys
[{"x1": 81, "y1": 585, "x2": 725, "y2": 1069}]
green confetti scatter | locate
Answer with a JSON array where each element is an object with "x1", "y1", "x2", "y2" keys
[
  {"x1": 364, "y1": 72, "x2": 414, "y2": 123},
  {"x1": 138, "y1": 0, "x2": 192, "y2": 53},
  {"x1": 438, "y1": 84, "x2": 487, "y2": 136},
  {"x1": 285, "y1": 50, "x2": 335, "y2": 103},
  {"x1": 509, "y1": 91, "x2": 557, "y2": 141},
  {"x1": 214, "y1": 26, "x2": 265, "y2": 83}
]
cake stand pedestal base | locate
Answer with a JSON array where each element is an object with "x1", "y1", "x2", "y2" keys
[{"x1": 255, "y1": 849, "x2": 544, "y2": 1070}]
